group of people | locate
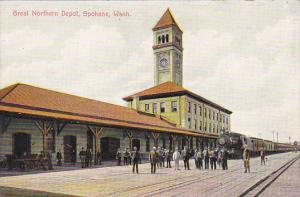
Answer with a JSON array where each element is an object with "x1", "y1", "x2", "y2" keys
[
  {"x1": 37, "y1": 151, "x2": 53, "y2": 171},
  {"x1": 148, "y1": 146, "x2": 230, "y2": 174},
  {"x1": 116, "y1": 147, "x2": 141, "y2": 173},
  {"x1": 78, "y1": 147, "x2": 101, "y2": 168}
]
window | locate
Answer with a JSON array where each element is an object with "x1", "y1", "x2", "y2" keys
[
  {"x1": 146, "y1": 137, "x2": 150, "y2": 152},
  {"x1": 162, "y1": 35, "x2": 165, "y2": 43},
  {"x1": 171, "y1": 101, "x2": 177, "y2": 112},
  {"x1": 188, "y1": 102, "x2": 191, "y2": 113},
  {"x1": 220, "y1": 115, "x2": 222, "y2": 123},
  {"x1": 213, "y1": 125, "x2": 215, "y2": 133},
  {"x1": 217, "y1": 113, "x2": 219, "y2": 121},
  {"x1": 166, "y1": 34, "x2": 169, "y2": 42},
  {"x1": 160, "y1": 102, "x2": 166, "y2": 113},
  {"x1": 199, "y1": 121, "x2": 202, "y2": 130},
  {"x1": 209, "y1": 110, "x2": 211, "y2": 119},
  {"x1": 188, "y1": 117, "x2": 191, "y2": 129},
  {"x1": 194, "y1": 104, "x2": 197, "y2": 114},
  {"x1": 209, "y1": 123, "x2": 212, "y2": 132},
  {"x1": 145, "y1": 104, "x2": 149, "y2": 112},
  {"x1": 199, "y1": 106, "x2": 202, "y2": 116},
  {"x1": 213, "y1": 112, "x2": 215, "y2": 120},
  {"x1": 158, "y1": 36, "x2": 161, "y2": 44},
  {"x1": 194, "y1": 119, "x2": 197, "y2": 130},
  {"x1": 153, "y1": 103, "x2": 157, "y2": 113},
  {"x1": 204, "y1": 122, "x2": 207, "y2": 131},
  {"x1": 162, "y1": 138, "x2": 166, "y2": 149},
  {"x1": 204, "y1": 108, "x2": 207, "y2": 117},
  {"x1": 223, "y1": 115, "x2": 225, "y2": 123}
]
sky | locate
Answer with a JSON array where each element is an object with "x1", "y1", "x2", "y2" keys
[{"x1": 0, "y1": 1, "x2": 299, "y2": 143}]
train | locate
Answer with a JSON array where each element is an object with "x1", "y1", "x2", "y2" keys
[{"x1": 217, "y1": 132, "x2": 296, "y2": 159}]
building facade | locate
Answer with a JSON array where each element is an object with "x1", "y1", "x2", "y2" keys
[{"x1": 0, "y1": 9, "x2": 232, "y2": 164}]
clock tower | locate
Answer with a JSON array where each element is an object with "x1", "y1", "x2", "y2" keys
[{"x1": 153, "y1": 8, "x2": 183, "y2": 86}]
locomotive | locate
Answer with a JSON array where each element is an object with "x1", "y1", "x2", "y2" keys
[{"x1": 217, "y1": 131, "x2": 295, "y2": 159}]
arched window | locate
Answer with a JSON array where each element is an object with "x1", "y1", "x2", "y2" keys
[
  {"x1": 166, "y1": 34, "x2": 169, "y2": 42},
  {"x1": 158, "y1": 36, "x2": 161, "y2": 44},
  {"x1": 162, "y1": 35, "x2": 165, "y2": 43}
]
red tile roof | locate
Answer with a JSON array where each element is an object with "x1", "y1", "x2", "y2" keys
[
  {"x1": 153, "y1": 8, "x2": 182, "y2": 32},
  {"x1": 0, "y1": 83, "x2": 217, "y2": 138},
  {"x1": 123, "y1": 81, "x2": 232, "y2": 114}
]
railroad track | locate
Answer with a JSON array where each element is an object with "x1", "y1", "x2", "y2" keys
[
  {"x1": 102, "y1": 163, "x2": 243, "y2": 197},
  {"x1": 239, "y1": 155, "x2": 300, "y2": 197}
]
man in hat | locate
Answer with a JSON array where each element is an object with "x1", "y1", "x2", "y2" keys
[
  {"x1": 243, "y1": 146, "x2": 251, "y2": 173},
  {"x1": 149, "y1": 147, "x2": 158, "y2": 174},
  {"x1": 173, "y1": 147, "x2": 181, "y2": 170}
]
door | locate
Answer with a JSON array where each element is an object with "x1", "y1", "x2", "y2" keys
[
  {"x1": 101, "y1": 137, "x2": 120, "y2": 160},
  {"x1": 63, "y1": 135, "x2": 77, "y2": 163},
  {"x1": 13, "y1": 133, "x2": 31, "y2": 158},
  {"x1": 132, "y1": 139, "x2": 140, "y2": 151}
]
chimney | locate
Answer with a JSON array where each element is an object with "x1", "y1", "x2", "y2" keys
[{"x1": 132, "y1": 96, "x2": 140, "y2": 111}]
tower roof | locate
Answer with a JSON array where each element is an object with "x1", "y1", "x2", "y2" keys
[{"x1": 153, "y1": 8, "x2": 183, "y2": 32}]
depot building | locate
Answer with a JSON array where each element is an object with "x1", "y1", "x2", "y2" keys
[{"x1": 0, "y1": 9, "x2": 232, "y2": 163}]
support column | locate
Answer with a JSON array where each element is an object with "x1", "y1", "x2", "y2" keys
[
  {"x1": 0, "y1": 113, "x2": 12, "y2": 134},
  {"x1": 126, "y1": 130, "x2": 134, "y2": 150},
  {"x1": 151, "y1": 132, "x2": 160, "y2": 147},
  {"x1": 34, "y1": 120, "x2": 54, "y2": 153},
  {"x1": 87, "y1": 126, "x2": 104, "y2": 163},
  {"x1": 171, "y1": 134, "x2": 178, "y2": 151}
]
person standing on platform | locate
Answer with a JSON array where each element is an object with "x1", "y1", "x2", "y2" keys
[
  {"x1": 166, "y1": 149, "x2": 172, "y2": 168},
  {"x1": 196, "y1": 148, "x2": 203, "y2": 170},
  {"x1": 149, "y1": 147, "x2": 158, "y2": 174},
  {"x1": 123, "y1": 148, "x2": 129, "y2": 165},
  {"x1": 260, "y1": 150, "x2": 265, "y2": 166},
  {"x1": 182, "y1": 147, "x2": 190, "y2": 170},
  {"x1": 217, "y1": 148, "x2": 222, "y2": 168},
  {"x1": 131, "y1": 146, "x2": 140, "y2": 174},
  {"x1": 128, "y1": 149, "x2": 132, "y2": 165},
  {"x1": 56, "y1": 149, "x2": 62, "y2": 166},
  {"x1": 96, "y1": 151, "x2": 102, "y2": 165},
  {"x1": 116, "y1": 148, "x2": 122, "y2": 166},
  {"x1": 85, "y1": 148, "x2": 91, "y2": 168},
  {"x1": 222, "y1": 147, "x2": 229, "y2": 170},
  {"x1": 79, "y1": 147, "x2": 86, "y2": 168},
  {"x1": 173, "y1": 147, "x2": 181, "y2": 170},
  {"x1": 194, "y1": 149, "x2": 199, "y2": 169},
  {"x1": 204, "y1": 148, "x2": 210, "y2": 170},
  {"x1": 243, "y1": 147, "x2": 251, "y2": 173}
]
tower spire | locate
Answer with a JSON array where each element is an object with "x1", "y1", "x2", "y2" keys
[{"x1": 153, "y1": 8, "x2": 182, "y2": 32}]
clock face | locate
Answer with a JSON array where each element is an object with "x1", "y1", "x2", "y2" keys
[{"x1": 159, "y1": 58, "x2": 168, "y2": 68}]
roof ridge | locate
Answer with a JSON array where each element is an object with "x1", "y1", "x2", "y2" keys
[
  {"x1": 8, "y1": 82, "x2": 135, "y2": 111},
  {"x1": 0, "y1": 83, "x2": 20, "y2": 101}
]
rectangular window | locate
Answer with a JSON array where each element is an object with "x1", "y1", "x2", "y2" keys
[
  {"x1": 213, "y1": 112, "x2": 215, "y2": 120},
  {"x1": 188, "y1": 117, "x2": 191, "y2": 129},
  {"x1": 171, "y1": 101, "x2": 177, "y2": 112},
  {"x1": 145, "y1": 104, "x2": 149, "y2": 112},
  {"x1": 188, "y1": 102, "x2": 191, "y2": 113},
  {"x1": 209, "y1": 123, "x2": 212, "y2": 132},
  {"x1": 199, "y1": 106, "x2": 202, "y2": 116},
  {"x1": 146, "y1": 137, "x2": 150, "y2": 152},
  {"x1": 209, "y1": 110, "x2": 211, "y2": 119},
  {"x1": 204, "y1": 108, "x2": 207, "y2": 117},
  {"x1": 153, "y1": 103, "x2": 157, "y2": 113},
  {"x1": 204, "y1": 122, "x2": 207, "y2": 131},
  {"x1": 194, "y1": 119, "x2": 197, "y2": 130},
  {"x1": 217, "y1": 113, "x2": 219, "y2": 121},
  {"x1": 199, "y1": 121, "x2": 202, "y2": 130},
  {"x1": 160, "y1": 102, "x2": 166, "y2": 113},
  {"x1": 194, "y1": 104, "x2": 197, "y2": 114}
]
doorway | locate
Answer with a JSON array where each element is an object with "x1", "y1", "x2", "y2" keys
[
  {"x1": 101, "y1": 137, "x2": 120, "y2": 160},
  {"x1": 63, "y1": 135, "x2": 77, "y2": 163},
  {"x1": 13, "y1": 133, "x2": 31, "y2": 158}
]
